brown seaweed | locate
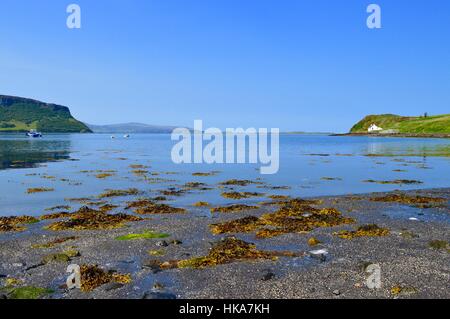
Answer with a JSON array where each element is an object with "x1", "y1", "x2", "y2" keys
[
  {"x1": 45, "y1": 206, "x2": 142, "y2": 231},
  {"x1": 334, "y1": 224, "x2": 390, "y2": 239},
  {"x1": 160, "y1": 237, "x2": 302, "y2": 269}
]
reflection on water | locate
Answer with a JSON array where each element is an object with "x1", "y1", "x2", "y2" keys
[
  {"x1": 0, "y1": 133, "x2": 448, "y2": 217},
  {"x1": 0, "y1": 137, "x2": 71, "y2": 170},
  {"x1": 366, "y1": 139, "x2": 450, "y2": 157}
]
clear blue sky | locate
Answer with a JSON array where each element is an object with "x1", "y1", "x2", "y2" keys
[{"x1": 0, "y1": 0, "x2": 449, "y2": 132}]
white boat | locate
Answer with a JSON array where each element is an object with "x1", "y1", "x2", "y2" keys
[
  {"x1": 124, "y1": 134, "x2": 130, "y2": 138},
  {"x1": 26, "y1": 130, "x2": 42, "y2": 138}
]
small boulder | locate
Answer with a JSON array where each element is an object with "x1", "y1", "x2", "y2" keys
[
  {"x1": 261, "y1": 271, "x2": 275, "y2": 281},
  {"x1": 309, "y1": 249, "x2": 328, "y2": 262},
  {"x1": 156, "y1": 240, "x2": 169, "y2": 247}
]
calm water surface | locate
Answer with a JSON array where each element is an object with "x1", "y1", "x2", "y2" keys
[{"x1": 1, "y1": 133, "x2": 449, "y2": 216}]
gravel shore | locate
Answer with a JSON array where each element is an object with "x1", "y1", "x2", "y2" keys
[{"x1": 1, "y1": 188, "x2": 449, "y2": 299}]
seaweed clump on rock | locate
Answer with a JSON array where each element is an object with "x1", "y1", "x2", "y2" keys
[
  {"x1": 210, "y1": 204, "x2": 260, "y2": 213},
  {"x1": 192, "y1": 171, "x2": 220, "y2": 177},
  {"x1": 80, "y1": 265, "x2": 131, "y2": 292},
  {"x1": 221, "y1": 192, "x2": 264, "y2": 200},
  {"x1": 45, "y1": 206, "x2": 142, "y2": 231},
  {"x1": 183, "y1": 182, "x2": 212, "y2": 191},
  {"x1": 210, "y1": 216, "x2": 262, "y2": 234},
  {"x1": 159, "y1": 237, "x2": 301, "y2": 269},
  {"x1": 370, "y1": 193, "x2": 446, "y2": 208},
  {"x1": 334, "y1": 224, "x2": 390, "y2": 239},
  {"x1": 32, "y1": 236, "x2": 78, "y2": 249},
  {"x1": 219, "y1": 179, "x2": 260, "y2": 187},
  {"x1": 40, "y1": 211, "x2": 72, "y2": 220},
  {"x1": 98, "y1": 188, "x2": 140, "y2": 198},
  {"x1": 210, "y1": 198, "x2": 354, "y2": 238},
  {"x1": 27, "y1": 188, "x2": 54, "y2": 194},
  {"x1": 0, "y1": 216, "x2": 39, "y2": 233},
  {"x1": 126, "y1": 199, "x2": 186, "y2": 215},
  {"x1": 363, "y1": 179, "x2": 423, "y2": 185}
]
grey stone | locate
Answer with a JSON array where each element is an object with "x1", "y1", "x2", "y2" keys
[
  {"x1": 261, "y1": 270, "x2": 275, "y2": 281},
  {"x1": 156, "y1": 240, "x2": 169, "y2": 247}
]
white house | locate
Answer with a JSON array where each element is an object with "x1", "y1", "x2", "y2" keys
[{"x1": 368, "y1": 124, "x2": 383, "y2": 132}]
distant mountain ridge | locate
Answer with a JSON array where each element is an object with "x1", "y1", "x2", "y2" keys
[
  {"x1": 0, "y1": 95, "x2": 91, "y2": 133},
  {"x1": 86, "y1": 122, "x2": 187, "y2": 134}
]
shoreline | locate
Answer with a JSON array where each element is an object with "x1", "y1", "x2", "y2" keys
[
  {"x1": 332, "y1": 133, "x2": 450, "y2": 139},
  {"x1": 1, "y1": 187, "x2": 449, "y2": 299}
]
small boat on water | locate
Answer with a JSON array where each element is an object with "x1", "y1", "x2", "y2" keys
[
  {"x1": 26, "y1": 130, "x2": 42, "y2": 138},
  {"x1": 124, "y1": 134, "x2": 130, "y2": 138}
]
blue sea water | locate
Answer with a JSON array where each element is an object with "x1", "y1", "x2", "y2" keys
[{"x1": 0, "y1": 133, "x2": 449, "y2": 217}]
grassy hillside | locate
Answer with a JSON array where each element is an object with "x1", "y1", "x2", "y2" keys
[
  {"x1": 350, "y1": 114, "x2": 450, "y2": 134},
  {"x1": 0, "y1": 95, "x2": 91, "y2": 133}
]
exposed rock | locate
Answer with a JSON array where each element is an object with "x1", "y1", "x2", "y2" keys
[
  {"x1": 156, "y1": 240, "x2": 169, "y2": 247},
  {"x1": 261, "y1": 270, "x2": 276, "y2": 281},
  {"x1": 309, "y1": 249, "x2": 328, "y2": 262}
]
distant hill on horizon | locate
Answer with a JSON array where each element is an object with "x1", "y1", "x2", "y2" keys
[
  {"x1": 0, "y1": 95, "x2": 91, "y2": 133},
  {"x1": 86, "y1": 122, "x2": 189, "y2": 134},
  {"x1": 87, "y1": 124, "x2": 335, "y2": 135}
]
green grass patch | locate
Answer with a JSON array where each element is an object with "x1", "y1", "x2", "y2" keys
[
  {"x1": 1, "y1": 286, "x2": 54, "y2": 299},
  {"x1": 115, "y1": 230, "x2": 170, "y2": 241}
]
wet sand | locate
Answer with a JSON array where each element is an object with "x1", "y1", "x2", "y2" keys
[{"x1": 0, "y1": 188, "x2": 449, "y2": 299}]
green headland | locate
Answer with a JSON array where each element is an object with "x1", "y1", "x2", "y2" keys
[
  {"x1": 0, "y1": 95, "x2": 91, "y2": 133},
  {"x1": 349, "y1": 114, "x2": 450, "y2": 136}
]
